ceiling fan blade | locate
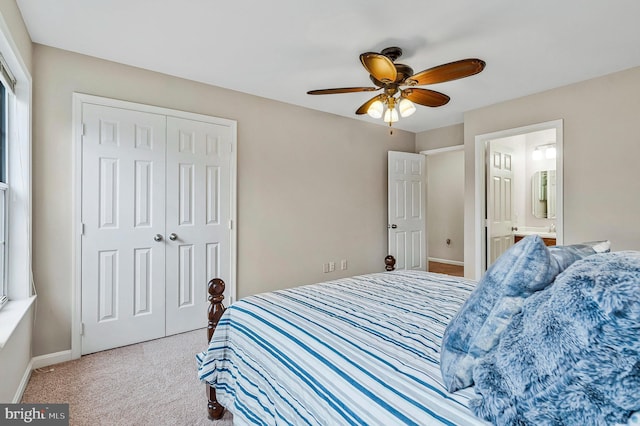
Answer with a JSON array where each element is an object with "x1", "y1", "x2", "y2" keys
[
  {"x1": 407, "y1": 58, "x2": 486, "y2": 86},
  {"x1": 307, "y1": 87, "x2": 379, "y2": 95},
  {"x1": 401, "y1": 88, "x2": 450, "y2": 107},
  {"x1": 355, "y1": 94, "x2": 385, "y2": 115},
  {"x1": 360, "y1": 52, "x2": 398, "y2": 84}
]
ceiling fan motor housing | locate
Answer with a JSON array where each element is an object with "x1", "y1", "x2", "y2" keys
[{"x1": 380, "y1": 46, "x2": 403, "y2": 62}]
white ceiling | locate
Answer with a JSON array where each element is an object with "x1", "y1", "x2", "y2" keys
[{"x1": 15, "y1": 0, "x2": 640, "y2": 133}]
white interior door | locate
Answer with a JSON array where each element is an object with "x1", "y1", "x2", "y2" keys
[
  {"x1": 165, "y1": 117, "x2": 232, "y2": 336},
  {"x1": 487, "y1": 141, "x2": 515, "y2": 266},
  {"x1": 81, "y1": 104, "x2": 167, "y2": 354},
  {"x1": 388, "y1": 151, "x2": 427, "y2": 270}
]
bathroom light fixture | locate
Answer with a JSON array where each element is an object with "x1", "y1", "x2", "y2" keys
[
  {"x1": 545, "y1": 145, "x2": 556, "y2": 159},
  {"x1": 532, "y1": 149, "x2": 543, "y2": 161},
  {"x1": 532, "y1": 143, "x2": 556, "y2": 161}
]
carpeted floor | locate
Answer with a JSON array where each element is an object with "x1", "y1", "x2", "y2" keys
[{"x1": 22, "y1": 329, "x2": 233, "y2": 426}]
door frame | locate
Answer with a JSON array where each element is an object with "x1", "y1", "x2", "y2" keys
[
  {"x1": 71, "y1": 93, "x2": 237, "y2": 359},
  {"x1": 474, "y1": 119, "x2": 563, "y2": 278}
]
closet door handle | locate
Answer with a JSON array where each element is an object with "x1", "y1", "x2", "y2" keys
[
  {"x1": 169, "y1": 233, "x2": 178, "y2": 241},
  {"x1": 154, "y1": 234, "x2": 163, "y2": 242}
]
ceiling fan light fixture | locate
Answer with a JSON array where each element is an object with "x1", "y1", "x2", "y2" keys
[
  {"x1": 399, "y1": 98, "x2": 416, "y2": 118},
  {"x1": 383, "y1": 107, "x2": 399, "y2": 124},
  {"x1": 367, "y1": 100, "x2": 384, "y2": 118}
]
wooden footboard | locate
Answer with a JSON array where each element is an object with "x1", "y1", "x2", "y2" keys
[{"x1": 206, "y1": 278, "x2": 226, "y2": 420}]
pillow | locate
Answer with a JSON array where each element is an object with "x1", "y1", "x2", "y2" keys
[
  {"x1": 470, "y1": 251, "x2": 640, "y2": 425},
  {"x1": 548, "y1": 240, "x2": 610, "y2": 270},
  {"x1": 439, "y1": 236, "x2": 610, "y2": 393}
]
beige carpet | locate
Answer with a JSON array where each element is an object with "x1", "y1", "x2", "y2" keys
[{"x1": 22, "y1": 329, "x2": 233, "y2": 426}]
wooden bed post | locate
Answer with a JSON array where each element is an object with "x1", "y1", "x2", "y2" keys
[
  {"x1": 385, "y1": 255, "x2": 396, "y2": 271},
  {"x1": 206, "y1": 278, "x2": 226, "y2": 420}
]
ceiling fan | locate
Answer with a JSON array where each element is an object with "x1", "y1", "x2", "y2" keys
[{"x1": 307, "y1": 47, "x2": 485, "y2": 129}]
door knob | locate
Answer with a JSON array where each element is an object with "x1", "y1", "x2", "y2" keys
[
  {"x1": 169, "y1": 233, "x2": 178, "y2": 241},
  {"x1": 388, "y1": 224, "x2": 398, "y2": 229},
  {"x1": 154, "y1": 234, "x2": 163, "y2": 242}
]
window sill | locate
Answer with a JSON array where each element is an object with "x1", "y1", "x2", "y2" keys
[{"x1": 0, "y1": 296, "x2": 36, "y2": 349}]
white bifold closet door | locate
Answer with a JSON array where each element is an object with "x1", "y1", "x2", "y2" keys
[{"x1": 80, "y1": 103, "x2": 232, "y2": 355}]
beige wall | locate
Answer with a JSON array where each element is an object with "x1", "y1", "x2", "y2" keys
[
  {"x1": 464, "y1": 66, "x2": 640, "y2": 279},
  {"x1": 0, "y1": 0, "x2": 31, "y2": 71},
  {"x1": 31, "y1": 44, "x2": 415, "y2": 356},
  {"x1": 416, "y1": 123, "x2": 463, "y2": 152},
  {"x1": 426, "y1": 150, "x2": 464, "y2": 263}
]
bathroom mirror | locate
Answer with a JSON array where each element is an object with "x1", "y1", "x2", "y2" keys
[{"x1": 532, "y1": 170, "x2": 556, "y2": 219}]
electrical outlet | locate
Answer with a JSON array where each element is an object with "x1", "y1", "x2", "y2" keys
[
  {"x1": 328, "y1": 261, "x2": 335, "y2": 272},
  {"x1": 323, "y1": 263, "x2": 329, "y2": 273},
  {"x1": 341, "y1": 259, "x2": 348, "y2": 270}
]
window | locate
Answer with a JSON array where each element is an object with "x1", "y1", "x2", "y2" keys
[
  {"x1": 0, "y1": 20, "x2": 31, "y2": 334},
  {"x1": 0, "y1": 72, "x2": 10, "y2": 312},
  {"x1": 0, "y1": 81, "x2": 7, "y2": 311}
]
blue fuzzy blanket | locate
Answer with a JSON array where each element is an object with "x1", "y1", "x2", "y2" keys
[{"x1": 470, "y1": 251, "x2": 640, "y2": 425}]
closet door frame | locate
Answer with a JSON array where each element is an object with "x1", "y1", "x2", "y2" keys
[{"x1": 71, "y1": 93, "x2": 237, "y2": 360}]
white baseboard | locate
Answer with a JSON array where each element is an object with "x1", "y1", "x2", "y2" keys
[
  {"x1": 13, "y1": 359, "x2": 32, "y2": 403},
  {"x1": 31, "y1": 350, "x2": 73, "y2": 370},
  {"x1": 428, "y1": 257, "x2": 464, "y2": 267}
]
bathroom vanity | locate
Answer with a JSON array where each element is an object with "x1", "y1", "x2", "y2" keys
[{"x1": 514, "y1": 234, "x2": 556, "y2": 246}]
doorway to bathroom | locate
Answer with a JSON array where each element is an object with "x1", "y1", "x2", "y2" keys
[{"x1": 475, "y1": 119, "x2": 563, "y2": 275}]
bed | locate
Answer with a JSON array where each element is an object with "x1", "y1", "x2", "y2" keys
[{"x1": 197, "y1": 236, "x2": 640, "y2": 425}]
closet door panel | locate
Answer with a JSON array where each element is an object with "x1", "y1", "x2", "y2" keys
[
  {"x1": 165, "y1": 116, "x2": 233, "y2": 335},
  {"x1": 81, "y1": 104, "x2": 167, "y2": 355}
]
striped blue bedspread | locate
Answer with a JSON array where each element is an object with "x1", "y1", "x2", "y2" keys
[{"x1": 197, "y1": 270, "x2": 487, "y2": 425}]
